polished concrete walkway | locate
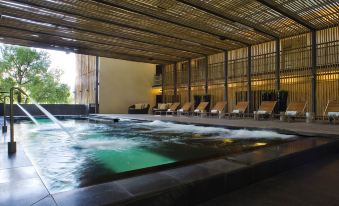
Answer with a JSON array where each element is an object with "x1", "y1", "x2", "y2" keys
[
  {"x1": 94, "y1": 114, "x2": 339, "y2": 137},
  {"x1": 199, "y1": 152, "x2": 339, "y2": 206}
]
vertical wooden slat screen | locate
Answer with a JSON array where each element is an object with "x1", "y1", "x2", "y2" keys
[
  {"x1": 251, "y1": 41, "x2": 276, "y2": 110},
  {"x1": 75, "y1": 54, "x2": 96, "y2": 104},
  {"x1": 316, "y1": 26, "x2": 339, "y2": 116},
  {"x1": 280, "y1": 33, "x2": 312, "y2": 113},
  {"x1": 227, "y1": 48, "x2": 248, "y2": 111},
  {"x1": 176, "y1": 61, "x2": 189, "y2": 104},
  {"x1": 190, "y1": 58, "x2": 207, "y2": 102},
  {"x1": 207, "y1": 52, "x2": 225, "y2": 107},
  {"x1": 163, "y1": 64, "x2": 174, "y2": 103}
]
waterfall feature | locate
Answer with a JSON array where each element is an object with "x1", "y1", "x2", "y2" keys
[{"x1": 17, "y1": 104, "x2": 40, "y2": 126}]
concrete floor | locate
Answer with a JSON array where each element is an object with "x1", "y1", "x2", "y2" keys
[
  {"x1": 199, "y1": 152, "x2": 339, "y2": 206},
  {"x1": 94, "y1": 114, "x2": 339, "y2": 137}
]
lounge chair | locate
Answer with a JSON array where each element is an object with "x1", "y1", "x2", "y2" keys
[
  {"x1": 128, "y1": 103, "x2": 150, "y2": 114},
  {"x1": 193, "y1": 102, "x2": 209, "y2": 117},
  {"x1": 165, "y1": 102, "x2": 181, "y2": 115},
  {"x1": 152, "y1": 103, "x2": 172, "y2": 115},
  {"x1": 177, "y1": 102, "x2": 193, "y2": 116},
  {"x1": 323, "y1": 100, "x2": 339, "y2": 124},
  {"x1": 208, "y1": 101, "x2": 227, "y2": 118},
  {"x1": 285, "y1": 102, "x2": 307, "y2": 122},
  {"x1": 254, "y1": 101, "x2": 277, "y2": 120},
  {"x1": 228, "y1": 101, "x2": 249, "y2": 118}
]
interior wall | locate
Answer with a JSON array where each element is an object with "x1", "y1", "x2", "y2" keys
[{"x1": 99, "y1": 57, "x2": 155, "y2": 114}]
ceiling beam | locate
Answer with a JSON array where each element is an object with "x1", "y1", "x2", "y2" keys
[
  {"x1": 95, "y1": 0, "x2": 250, "y2": 46},
  {"x1": 14, "y1": 0, "x2": 228, "y2": 51},
  {"x1": 0, "y1": 3, "x2": 212, "y2": 56},
  {"x1": 0, "y1": 37, "x2": 171, "y2": 64},
  {"x1": 255, "y1": 0, "x2": 316, "y2": 30},
  {"x1": 0, "y1": 16, "x2": 192, "y2": 61},
  {"x1": 0, "y1": 26, "x2": 177, "y2": 63},
  {"x1": 176, "y1": 0, "x2": 278, "y2": 39}
]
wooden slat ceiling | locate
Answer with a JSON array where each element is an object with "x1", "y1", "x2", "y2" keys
[{"x1": 0, "y1": 0, "x2": 338, "y2": 64}]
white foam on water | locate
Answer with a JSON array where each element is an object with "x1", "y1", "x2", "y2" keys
[
  {"x1": 138, "y1": 120, "x2": 230, "y2": 134},
  {"x1": 138, "y1": 120, "x2": 295, "y2": 139},
  {"x1": 74, "y1": 138, "x2": 144, "y2": 151}
]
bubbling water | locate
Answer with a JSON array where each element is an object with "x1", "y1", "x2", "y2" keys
[{"x1": 138, "y1": 120, "x2": 295, "y2": 139}]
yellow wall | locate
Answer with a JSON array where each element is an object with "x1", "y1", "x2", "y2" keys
[{"x1": 99, "y1": 57, "x2": 156, "y2": 114}]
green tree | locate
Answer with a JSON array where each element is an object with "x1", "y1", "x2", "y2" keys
[{"x1": 0, "y1": 45, "x2": 71, "y2": 103}]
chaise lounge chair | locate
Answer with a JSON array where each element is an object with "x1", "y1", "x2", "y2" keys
[
  {"x1": 323, "y1": 100, "x2": 339, "y2": 124},
  {"x1": 165, "y1": 102, "x2": 181, "y2": 116},
  {"x1": 228, "y1": 101, "x2": 249, "y2": 118},
  {"x1": 254, "y1": 101, "x2": 277, "y2": 120},
  {"x1": 177, "y1": 102, "x2": 193, "y2": 116},
  {"x1": 285, "y1": 102, "x2": 307, "y2": 122},
  {"x1": 208, "y1": 101, "x2": 227, "y2": 118},
  {"x1": 128, "y1": 103, "x2": 150, "y2": 114},
  {"x1": 152, "y1": 103, "x2": 172, "y2": 115},
  {"x1": 193, "y1": 102, "x2": 209, "y2": 117}
]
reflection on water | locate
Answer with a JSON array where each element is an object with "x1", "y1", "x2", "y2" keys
[{"x1": 14, "y1": 119, "x2": 296, "y2": 193}]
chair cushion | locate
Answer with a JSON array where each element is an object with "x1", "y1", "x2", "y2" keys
[
  {"x1": 178, "y1": 109, "x2": 184, "y2": 112},
  {"x1": 135, "y1": 104, "x2": 143, "y2": 110},
  {"x1": 257, "y1": 110, "x2": 268, "y2": 115},
  {"x1": 159, "y1": 104, "x2": 167, "y2": 110},
  {"x1": 232, "y1": 109, "x2": 240, "y2": 113},
  {"x1": 211, "y1": 109, "x2": 218, "y2": 113},
  {"x1": 328, "y1": 112, "x2": 339, "y2": 117},
  {"x1": 167, "y1": 109, "x2": 172, "y2": 112},
  {"x1": 286, "y1": 111, "x2": 298, "y2": 116},
  {"x1": 194, "y1": 109, "x2": 200, "y2": 113}
]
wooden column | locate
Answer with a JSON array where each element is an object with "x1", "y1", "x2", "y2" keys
[
  {"x1": 173, "y1": 63, "x2": 177, "y2": 102},
  {"x1": 161, "y1": 64, "x2": 165, "y2": 103},
  {"x1": 95, "y1": 56, "x2": 99, "y2": 113},
  {"x1": 311, "y1": 30, "x2": 317, "y2": 114},
  {"x1": 188, "y1": 59, "x2": 192, "y2": 102},
  {"x1": 247, "y1": 46, "x2": 252, "y2": 113},
  {"x1": 275, "y1": 39, "x2": 280, "y2": 91},
  {"x1": 223, "y1": 50, "x2": 228, "y2": 102},
  {"x1": 205, "y1": 56, "x2": 208, "y2": 94}
]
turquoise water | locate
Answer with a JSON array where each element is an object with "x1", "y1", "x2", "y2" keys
[{"x1": 13, "y1": 118, "x2": 296, "y2": 193}]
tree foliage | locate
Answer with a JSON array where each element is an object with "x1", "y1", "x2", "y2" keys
[{"x1": 0, "y1": 45, "x2": 71, "y2": 103}]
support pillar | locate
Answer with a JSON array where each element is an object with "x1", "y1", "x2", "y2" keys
[
  {"x1": 161, "y1": 64, "x2": 165, "y2": 103},
  {"x1": 275, "y1": 39, "x2": 280, "y2": 91},
  {"x1": 223, "y1": 51, "x2": 228, "y2": 103},
  {"x1": 173, "y1": 63, "x2": 177, "y2": 102},
  {"x1": 311, "y1": 30, "x2": 317, "y2": 114},
  {"x1": 205, "y1": 56, "x2": 208, "y2": 94},
  {"x1": 247, "y1": 46, "x2": 252, "y2": 113},
  {"x1": 95, "y1": 56, "x2": 99, "y2": 113},
  {"x1": 188, "y1": 59, "x2": 192, "y2": 102}
]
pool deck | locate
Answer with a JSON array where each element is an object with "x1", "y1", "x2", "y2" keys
[
  {"x1": 1, "y1": 115, "x2": 339, "y2": 206},
  {"x1": 93, "y1": 114, "x2": 339, "y2": 137}
]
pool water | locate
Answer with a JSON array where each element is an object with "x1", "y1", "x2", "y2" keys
[{"x1": 13, "y1": 118, "x2": 297, "y2": 193}]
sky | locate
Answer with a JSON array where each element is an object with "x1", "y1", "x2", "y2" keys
[{"x1": 46, "y1": 50, "x2": 76, "y2": 91}]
